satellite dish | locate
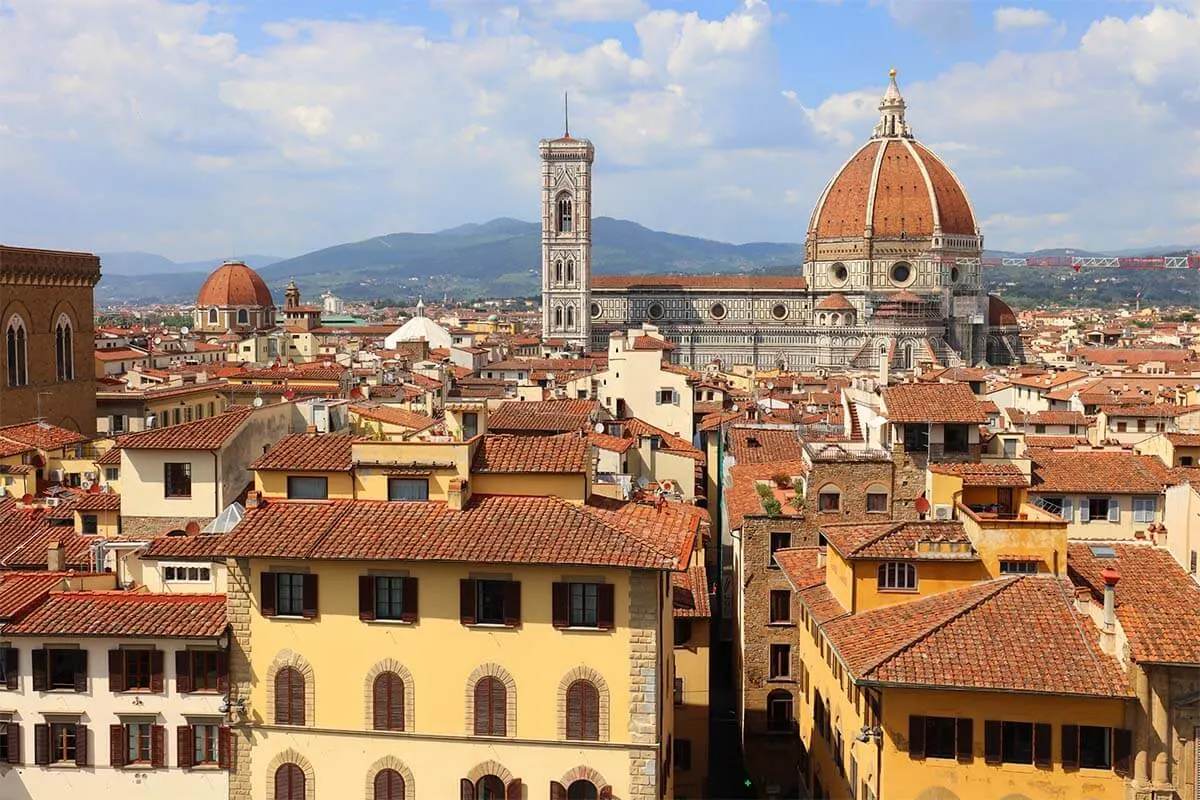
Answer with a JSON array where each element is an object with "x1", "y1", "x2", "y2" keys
[
  {"x1": 252, "y1": 397, "x2": 264, "y2": 408},
  {"x1": 731, "y1": 403, "x2": 740, "y2": 412},
  {"x1": 80, "y1": 480, "x2": 93, "y2": 491},
  {"x1": 180, "y1": 326, "x2": 190, "y2": 336},
  {"x1": 594, "y1": 422, "x2": 605, "y2": 434},
  {"x1": 636, "y1": 476, "x2": 650, "y2": 490},
  {"x1": 154, "y1": 336, "x2": 162, "y2": 345},
  {"x1": 185, "y1": 520, "x2": 201, "y2": 536},
  {"x1": 767, "y1": 382, "x2": 775, "y2": 391}
]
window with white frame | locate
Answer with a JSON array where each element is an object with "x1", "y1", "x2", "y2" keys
[
  {"x1": 163, "y1": 565, "x2": 213, "y2": 583},
  {"x1": 1132, "y1": 496, "x2": 1156, "y2": 524},
  {"x1": 877, "y1": 561, "x2": 917, "y2": 591}
]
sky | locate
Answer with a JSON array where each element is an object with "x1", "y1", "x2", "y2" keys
[{"x1": 1, "y1": 0, "x2": 1198, "y2": 261}]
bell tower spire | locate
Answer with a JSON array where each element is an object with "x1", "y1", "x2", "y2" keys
[{"x1": 872, "y1": 67, "x2": 913, "y2": 140}]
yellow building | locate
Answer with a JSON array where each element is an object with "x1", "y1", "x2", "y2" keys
[
  {"x1": 770, "y1": 508, "x2": 1135, "y2": 800},
  {"x1": 672, "y1": 564, "x2": 712, "y2": 799}
]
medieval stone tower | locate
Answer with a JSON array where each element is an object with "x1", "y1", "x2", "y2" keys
[{"x1": 539, "y1": 118, "x2": 594, "y2": 350}]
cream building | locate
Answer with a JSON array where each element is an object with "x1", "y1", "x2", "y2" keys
[{"x1": 593, "y1": 325, "x2": 695, "y2": 439}]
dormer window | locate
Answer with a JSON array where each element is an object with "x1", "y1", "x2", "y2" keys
[{"x1": 878, "y1": 561, "x2": 917, "y2": 591}]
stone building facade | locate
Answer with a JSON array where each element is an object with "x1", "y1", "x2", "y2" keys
[
  {"x1": 542, "y1": 70, "x2": 1024, "y2": 370},
  {"x1": 1, "y1": 244, "x2": 101, "y2": 432}
]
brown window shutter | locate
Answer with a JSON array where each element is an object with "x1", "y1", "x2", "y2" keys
[
  {"x1": 401, "y1": 577, "x2": 419, "y2": 622},
  {"x1": 216, "y1": 651, "x2": 230, "y2": 693},
  {"x1": 260, "y1": 571, "x2": 277, "y2": 617},
  {"x1": 1061, "y1": 724, "x2": 1078, "y2": 769},
  {"x1": 599, "y1": 787, "x2": 613, "y2": 800},
  {"x1": 151, "y1": 725, "x2": 165, "y2": 768},
  {"x1": 984, "y1": 720, "x2": 1002, "y2": 764},
  {"x1": 505, "y1": 778, "x2": 522, "y2": 800},
  {"x1": 359, "y1": 575, "x2": 375, "y2": 621},
  {"x1": 597, "y1": 583, "x2": 615, "y2": 630},
  {"x1": 177, "y1": 725, "x2": 194, "y2": 769},
  {"x1": 460, "y1": 579, "x2": 477, "y2": 625},
  {"x1": 503, "y1": 580, "x2": 521, "y2": 627},
  {"x1": 175, "y1": 650, "x2": 193, "y2": 694},
  {"x1": 908, "y1": 715, "x2": 926, "y2": 758},
  {"x1": 73, "y1": 651, "x2": 88, "y2": 693},
  {"x1": 5, "y1": 722, "x2": 19, "y2": 765},
  {"x1": 372, "y1": 674, "x2": 388, "y2": 730},
  {"x1": 460, "y1": 777, "x2": 476, "y2": 800},
  {"x1": 31, "y1": 649, "x2": 47, "y2": 692},
  {"x1": 274, "y1": 668, "x2": 291, "y2": 724},
  {"x1": 150, "y1": 650, "x2": 164, "y2": 693},
  {"x1": 4, "y1": 648, "x2": 17, "y2": 690},
  {"x1": 389, "y1": 674, "x2": 405, "y2": 730},
  {"x1": 1034, "y1": 722, "x2": 1052, "y2": 767},
  {"x1": 1113, "y1": 728, "x2": 1133, "y2": 776},
  {"x1": 74, "y1": 724, "x2": 88, "y2": 767},
  {"x1": 552, "y1": 582, "x2": 569, "y2": 628},
  {"x1": 956, "y1": 718, "x2": 973, "y2": 761},
  {"x1": 218, "y1": 726, "x2": 232, "y2": 770},
  {"x1": 108, "y1": 649, "x2": 126, "y2": 692},
  {"x1": 34, "y1": 723, "x2": 49, "y2": 766},
  {"x1": 550, "y1": 781, "x2": 567, "y2": 800},
  {"x1": 291, "y1": 672, "x2": 305, "y2": 726},
  {"x1": 301, "y1": 573, "x2": 319, "y2": 618},
  {"x1": 110, "y1": 724, "x2": 127, "y2": 767}
]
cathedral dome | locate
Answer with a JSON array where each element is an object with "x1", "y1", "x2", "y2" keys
[
  {"x1": 196, "y1": 260, "x2": 274, "y2": 309},
  {"x1": 988, "y1": 294, "x2": 1018, "y2": 327},
  {"x1": 808, "y1": 70, "x2": 978, "y2": 244}
]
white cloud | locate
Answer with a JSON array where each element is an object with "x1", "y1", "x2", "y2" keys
[{"x1": 993, "y1": 7, "x2": 1056, "y2": 33}]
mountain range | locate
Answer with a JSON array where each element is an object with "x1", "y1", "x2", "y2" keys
[{"x1": 93, "y1": 218, "x2": 1199, "y2": 307}]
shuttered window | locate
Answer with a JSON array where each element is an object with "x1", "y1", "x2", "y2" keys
[
  {"x1": 275, "y1": 763, "x2": 305, "y2": 800},
  {"x1": 473, "y1": 677, "x2": 506, "y2": 736},
  {"x1": 274, "y1": 667, "x2": 305, "y2": 726},
  {"x1": 373, "y1": 768, "x2": 406, "y2": 800},
  {"x1": 372, "y1": 672, "x2": 405, "y2": 731},
  {"x1": 565, "y1": 680, "x2": 599, "y2": 741}
]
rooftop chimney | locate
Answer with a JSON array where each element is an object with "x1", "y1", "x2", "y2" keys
[
  {"x1": 246, "y1": 490, "x2": 262, "y2": 510},
  {"x1": 1100, "y1": 566, "x2": 1120, "y2": 655},
  {"x1": 447, "y1": 478, "x2": 470, "y2": 511},
  {"x1": 47, "y1": 540, "x2": 65, "y2": 572}
]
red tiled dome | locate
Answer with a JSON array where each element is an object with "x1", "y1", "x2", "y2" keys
[
  {"x1": 815, "y1": 293, "x2": 855, "y2": 311},
  {"x1": 989, "y1": 294, "x2": 1018, "y2": 327},
  {"x1": 196, "y1": 260, "x2": 274, "y2": 308}
]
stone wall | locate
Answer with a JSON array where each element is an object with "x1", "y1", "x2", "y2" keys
[
  {"x1": 628, "y1": 570, "x2": 661, "y2": 800},
  {"x1": 122, "y1": 515, "x2": 214, "y2": 539},
  {"x1": 226, "y1": 558, "x2": 254, "y2": 800}
]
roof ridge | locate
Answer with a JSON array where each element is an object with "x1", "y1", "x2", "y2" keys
[
  {"x1": 859, "y1": 577, "x2": 1018, "y2": 677},
  {"x1": 572, "y1": 497, "x2": 694, "y2": 568},
  {"x1": 1052, "y1": 574, "x2": 1121, "y2": 690},
  {"x1": 848, "y1": 522, "x2": 906, "y2": 557}
]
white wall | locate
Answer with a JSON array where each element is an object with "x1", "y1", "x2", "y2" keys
[
  {"x1": 121, "y1": 449, "x2": 219, "y2": 520},
  {"x1": 0, "y1": 637, "x2": 229, "y2": 800}
]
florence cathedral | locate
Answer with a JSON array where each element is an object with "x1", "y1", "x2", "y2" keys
[{"x1": 539, "y1": 70, "x2": 1024, "y2": 371}]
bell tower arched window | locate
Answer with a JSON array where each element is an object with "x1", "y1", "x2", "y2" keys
[
  {"x1": 554, "y1": 306, "x2": 564, "y2": 329},
  {"x1": 557, "y1": 193, "x2": 574, "y2": 233},
  {"x1": 555, "y1": 260, "x2": 564, "y2": 283},
  {"x1": 565, "y1": 305, "x2": 575, "y2": 329},
  {"x1": 55, "y1": 314, "x2": 74, "y2": 381},
  {"x1": 566, "y1": 259, "x2": 575, "y2": 283},
  {"x1": 5, "y1": 316, "x2": 28, "y2": 387}
]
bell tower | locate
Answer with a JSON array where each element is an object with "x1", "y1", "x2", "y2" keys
[{"x1": 539, "y1": 98, "x2": 594, "y2": 351}]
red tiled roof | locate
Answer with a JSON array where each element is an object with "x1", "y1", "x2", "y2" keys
[
  {"x1": 0, "y1": 438, "x2": 34, "y2": 458},
  {"x1": 727, "y1": 427, "x2": 805, "y2": 464},
  {"x1": 725, "y1": 460, "x2": 807, "y2": 529},
  {"x1": 592, "y1": 275, "x2": 808, "y2": 291},
  {"x1": 673, "y1": 564, "x2": 711, "y2": 619},
  {"x1": 250, "y1": 433, "x2": 357, "y2": 472},
  {"x1": 1165, "y1": 433, "x2": 1200, "y2": 447},
  {"x1": 814, "y1": 293, "x2": 854, "y2": 311},
  {"x1": 588, "y1": 432, "x2": 635, "y2": 454},
  {"x1": 821, "y1": 520, "x2": 977, "y2": 561},
  {"x1": 0, "y1": 506, "x2": 96, "y2": 570},
  {"x1": 350, "y1": 404, "x2": 437, "y2": 431},
  {"x1": 825, "y1": 576, "x2": 1130, "y2": 697},
  {"x1": 622, "y1": 418, "x2": 704, "y2": 462},
  {"x1": 1024, "y1": 435, "x2": 1089, "y2": 449},
  {"x1": 118, "y1": 405, "x2": 253, "y2": 450},
  {"x1": 0, "y1": 572, "x2": 103, "y2": 620},
  {"x1": 774, "y1": 547, "x2": 827, "y2": 592},
  {"x1": 3, "y1": 592, "x2": 227, "y2": 638},
  {"x1": 72, "y1": 492, "x2": 122, "y2": 511},
  {"x1": 0, "y1": 422, "x2": 90, "y2": 451},
  {"x1": 488, "y1": 399, "x2": 601, "y2": 434},
  {"x1": 1031, "y1": 451, "x2": 1171, "y2": 494},
  {"x1": 1068, "y1": 542, "x2": 1200, "y2": 665},
  {"x1": 881, "y1": 383, "x2": 989, "y2": 423},
  {"x1": 1005, "y1": 408, "x2": 1090, "y2": 426},
  {"x1": 96, "y1": 447, "x2": 123, "y2": 466},
  {"x1": 472, "y1": 433, "x2": 589, "y2": 473},
  {"x1": 141, "y1": 535, "x2": 229, "y2": 561},
  {"x1": 216, "y1": 495, "x2": 696, "y2": 571},
  {"x1": 632, "y1": 335, "x2": 675, "y2": 351},
  {"x1": 928, "y1": 462, "x2": 1029, "y2": 487}
]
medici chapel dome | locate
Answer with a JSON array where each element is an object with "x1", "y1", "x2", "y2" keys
[
  {"x1": 807, "y1": 70, "x2": 979, "y2": 249},
  {"x1": 193, "y1": 259, "x2": 277, "y2": 334}
]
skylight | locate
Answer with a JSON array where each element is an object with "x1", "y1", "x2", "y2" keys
[{"x1": 1088, "y1": 544, "x2": 1117, "y2": 559}]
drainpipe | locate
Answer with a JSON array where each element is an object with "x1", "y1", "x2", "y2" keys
[{"x1": 212, "y1": 450, "x2": 221, "y2": 519}]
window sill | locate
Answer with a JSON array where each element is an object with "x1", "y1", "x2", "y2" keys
[
  {"x1": 268, "y1": 615, "x2": 316, "y2": 621},
  {"x1": 766, "y1": 622, "x2": 796, "y2": 628},
  {"x1": 117, "y1": 689, "x2": 158, "y2": 695},
  {"x1": 876, "y1": 588, "x2": 919, "y2": 594},
  {"x1": 45, "y1": 763, "x2": 82, "y2": 770},
  {"x1": 559, "y1": 626, "x2": 612, "y2": 633},
  {"x1": 366, "y1": 618, "x2": 415, "y2": 626},
  {"x1": 465, "y1": 623, "x2": 518, "y2": 630},
  {"x1": 766, "y1": 677, "x2": 795, "y2": 684},
  {"x1": 124, "y1": 763, "x2": 158, "y2": 771},
  {"x1": 186, "y1": 763, "x2": 224, "y2": 771}
]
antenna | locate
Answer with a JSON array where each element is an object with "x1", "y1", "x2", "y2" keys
[{"x1": 564, "y1": 91, "x2": 569, "y2": 137}]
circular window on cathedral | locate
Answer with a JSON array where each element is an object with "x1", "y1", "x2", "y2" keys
[
  {"x1": 891, "y1": 261, "x2": 913, "y2": 286},
  {"x1": 710, "y1": 302, "x2": 727, "y2": 320},
  {"x1": 647, "y1": 302, "x2": 665, "y2": 321},
  {"x1": 590, "y1": 302, "x2": 602, "y2": 320},
  {"x1": 949, "y1": 266, "x2": 961, "y2": 284},
  {"x1": 830, "y1": 262, "x2": 849, "y2": 286},
  {"x1": 771, "y1": 303, "x2": 788, "y2": 321}
]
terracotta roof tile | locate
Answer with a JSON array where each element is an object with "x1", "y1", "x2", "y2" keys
[
  {"x1": 1031, "y1": 451, "x2": 1171, "y2": 494},
  {"x1": 1024, "y1": 435, "x2": 1089, "y2": 449},
  {"x1": 0, "y1": 422, "x2": 90, "y2": 451},
  {"x1": 72, "y1": 492, "x2": 122, "y2": 511},
  {"x1": 588, "y1": 432, "x2": 636, "y2": 453},
  {"x1": 488, "y1": 399, "x2": 602, "y2": 434},
  {"x1": 471, "y1": 433, "x2": 589, "y2": 473},
  {"x1": 825, "y1": 576, "x2": 1130, "y2": 697},
  {"x1": 350, "y1": 404, "x2": 437, "y2": 431},
  {"x1": 728, "y1": 427, "x2": 805, "y2": 464},
  {"x1": 632, "y1": 335, "x2": 675, "y2": 351},
  {"x1": 881, "y1": 383, "x2": 989, "y2": 423},
  {"x1": 928, "y1": 462, "x2": 1029, "y2": 487},
  {"x1": 821, "y1": 520, "x2": 978, "y2": 561},
  {"x1": 814, "y1": 293, "x2": 855, "y2": 311},
  {"x1": 621, "y1": 418, "x2": 704, "y2": 462},
  {"x1": 774, "y1": 547, "x2": 827, "y2": 592},
  {"x1": 3, "y1": 592, "x2": 226, "y2": 638},
  {"x1": 1068, "y1": 542, "x2": 1200, "y2": 665},
  {"x1": 0, "y1": 572, "x2": 103, "y2": 620},
  {"x1": 118, "y1": 405, "x2": 253, "y2": 450},
  {"x1": 250, "y1": 433, "x2": 357, "y2": 472},
  {"x1": 142, "y1": 534, "x2": 229, "y2": 561},
  {"x1": 725, "y1": 460, "x2": 807, "y2": 529},
  {"x1": 673, "y1": 564, "x2": 712, "y2": 619}
]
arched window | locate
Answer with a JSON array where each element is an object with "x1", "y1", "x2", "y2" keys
[
  {"x1": 373, "y1": 768, "x2": 405, "y2": 800},
  {"x1": 900, "y1": 342, "x2": 914, "y2": 369},
  {"x1": 817, "y1": 485, "x2": 841, "y2": 512},
  {"x1": 6, "y1": 316, "x2": 28, "y2": 387},
  {"x1": 208, "y1": 308, "x2": 218, "y2": 325},
  {"x1": 554, "y1": 306, "x2": 564, "y2": 329},
  {"x1": 766, "y1": 689, "x2": 794, "y2": 732},
  {"x1": 555, "y1": 260, "x2": 563, "y2": 282},
  {"x1": 55, "y1": 314, "x2": 74, "y2": 381},
  {"x1": 274, "y1": 666, "x2": 305, "y2": 725},
  {"x1": 237, "y1": 308, "x2": 249, "y2": 325},
  {"x1": 831, "y1": 313, "x2": 841, "y2": 326},
  {"x1": 569, "y1": 781, "x2": 599, "y2": 800},
  {"x1": 878, "y1": 561, "x2": 917, "y2": 591},
  {"x1": 565, "y1": 679, "x2": 600, "y2": 741},
  {"x1": 566, "y1": 259, "x2": 575, "y2": 283},
  {"x1": 474, "y1": 775, "x2": 505, "y2": 800},
  {"x1": 474, "y1": 676, "x2": 506, "y2": 736},
  {"x1": 274, "y1": 763, "x2": 305, "y2": 800},
  {"x1": 565, "y1": 305, "x2": 575, "y2": 329},
  {"x1": 372, "y1": 672, "x2": 405, "y2": 731},
  {"x1": 557, "y1": 194, "x2": 573, "y2": 233}
]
